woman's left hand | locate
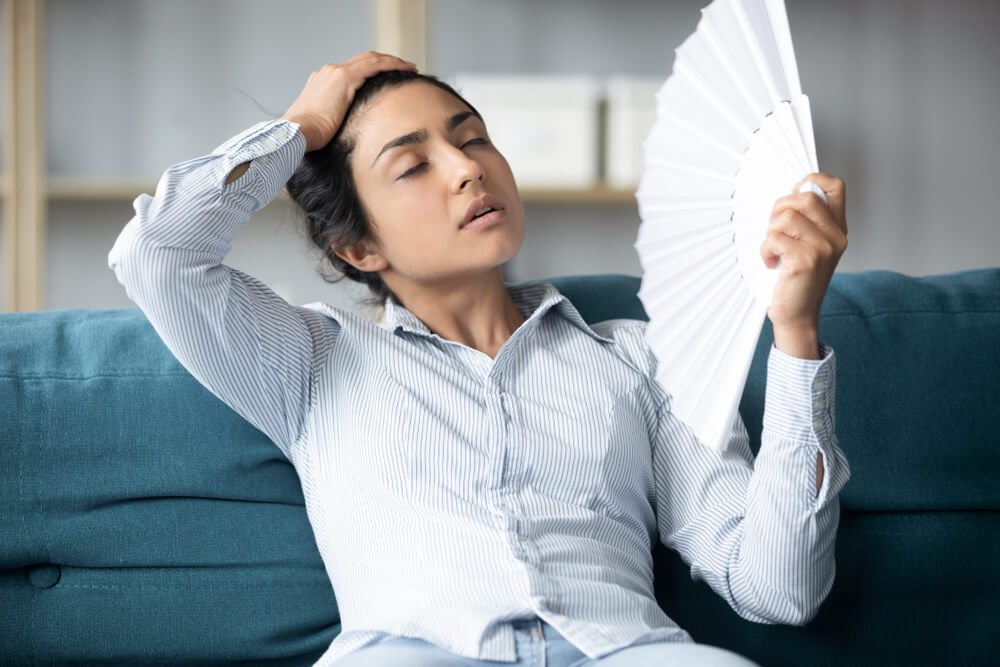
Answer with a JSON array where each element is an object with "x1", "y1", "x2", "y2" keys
[{"x1": 761, "y1": 172, "x2": 848, "y2": 359}]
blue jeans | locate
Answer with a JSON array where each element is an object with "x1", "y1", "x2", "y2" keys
[{"x1": 332, "y1": 618, "x2": 762, "y2": 666}]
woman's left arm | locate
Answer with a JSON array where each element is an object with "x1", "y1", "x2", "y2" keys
[
  {"x1": 762, "y1": 172, "x2": 849, "y2": 491},
  {"x1": 651, "y1": 172, "x2": 852, "y2": 625}
]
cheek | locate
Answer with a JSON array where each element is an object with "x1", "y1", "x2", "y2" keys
[
  {"x1": 491, "y1": 152, "x2": 517, "y2": 183},
  {"x1": 370, "y1": 198, "x2": 452, "y2": 259}
]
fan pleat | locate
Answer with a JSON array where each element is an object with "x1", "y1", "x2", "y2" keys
[
  {"x1": 635, "y1": 209, "x2": 731, "y2": 247},
  {"x1": 771, "y1": 103, "x2": 812, "y2": 173},
  {"x1": 635, "y1": 196, "x2": 733, "y2": 216},
  {"x1": 701, "y1": 6, "x2": 775, "y2": 119},
  {"x1": 676, "y1": 296, "x2": 768, "y2": 450},
  {"x1": 666, "y1": 268, "x2": 747, "y2": 386},
  {"x1": 644, "y1": 268, "x2": 740, "y2": 376},
  {"x1": 637, "y1": 228, "x2": 734, "y2": 280},
  {"x1": 791, "y1": 95, "x2": 819, "y2": 170},
  {"x1": 637, "y1": 166, "x2": 736, "y2": 203},
  {"x1": 762, "y1": 0, "x2": 804, "y2": 98},
  {"x1": 645, "y1": 155, "x2": 737, "y2": 184},
  {"x1": 643, "y1": 114, "x2": 743, "y2": 174},
  {"x1": 657, "y1": 71, "x2": 751, "y2": 148},
  {"x1": 674, "y1": 40, "x2": 761, "y2": 133},
  {"x1": 694, "y1": 296, "x2": 767, "y2": 411},
  {"x1": 638, "y1": 244, "x2": 736, "y2": 310}
]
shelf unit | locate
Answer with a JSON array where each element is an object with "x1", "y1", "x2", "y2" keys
[
  {"x1": 1, "y1": 0, "x2": 45, "y2": 312},
  {"x1": 0, "y1": 0, "x2": 638, "y2": 312},
  {"x1": 43, "y1": 178, "x2": 638, "y2": 206}
]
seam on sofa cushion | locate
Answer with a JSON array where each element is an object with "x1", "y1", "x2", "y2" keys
[
  {"x1": 820, "y1": 308, "x2": 999, "y2": 318},
  {"x1": 0, "y1": 371, "x2": 193, "y2": 380}
]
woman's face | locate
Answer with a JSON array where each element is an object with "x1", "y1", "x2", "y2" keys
[{"x1": 342, "y1": 81, "x2": 525, "y2": 292}]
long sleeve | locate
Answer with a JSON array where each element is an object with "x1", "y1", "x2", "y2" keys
[
  {"x1": 651, "y1": 342, "x2": 851, "y2": 625},
  {"x1": 108, "y1": 119, "x2": 336, "y2": 461}
]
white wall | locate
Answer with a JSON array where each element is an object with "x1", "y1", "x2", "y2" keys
[{"x1": 22, "y1": 0, "x2": 1000, "y2": 313}]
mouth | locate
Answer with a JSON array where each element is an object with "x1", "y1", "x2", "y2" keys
[{"x1": 460, "y1": 194, "x2": 506, "y2": 230}]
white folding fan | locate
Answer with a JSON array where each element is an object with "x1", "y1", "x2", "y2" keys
[{"x1": 634, "y1": 0, "x2": 828, "y2": 453}]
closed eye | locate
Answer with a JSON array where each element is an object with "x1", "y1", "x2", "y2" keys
[
  {"x1": 398, "y1": 162, "x2": 426, "y2": 180},
  {"x1": 462, "y1": 138, "x2": 488, "y2": 148}
]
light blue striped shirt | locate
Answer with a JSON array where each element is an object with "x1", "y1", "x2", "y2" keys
[{"x1": 108, "y1": 119, "x2": 850, "y2": 664}]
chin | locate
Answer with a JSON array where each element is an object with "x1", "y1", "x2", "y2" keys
[{"x1": 499, "y1": 225, "x2": 525, "y2": 264}]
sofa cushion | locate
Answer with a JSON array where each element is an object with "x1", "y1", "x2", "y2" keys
[{"x1": 0, "y1": 309, "x2": 338, "y2": 663}]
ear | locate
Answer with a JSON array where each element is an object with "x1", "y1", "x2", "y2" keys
[{"x1": 333, "y1": 239, "x2": 389, "y2": 273}]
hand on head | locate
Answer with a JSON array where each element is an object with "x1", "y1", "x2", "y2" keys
[{"x1": 281, "y1": 52, "x2": 418, "y2": 153}]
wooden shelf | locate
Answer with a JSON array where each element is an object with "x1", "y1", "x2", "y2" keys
[
  {"x1": 46, "y1": 179, "x2": 153, "y2": 201},
  {"x1": 42, "y1": 178, "x2": 638, "y2": 205},
  {"x1": 45, "y1": 179, "x2": 293, "y2": 204},
  {"x1": 520, "y1": 185, "x2": 637, "y2": 205}
]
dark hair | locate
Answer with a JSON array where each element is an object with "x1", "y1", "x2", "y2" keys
[{"x1": 285, "y1": 70, "x2": 484, "y2": 307}]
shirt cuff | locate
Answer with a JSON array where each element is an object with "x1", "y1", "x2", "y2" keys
[
  {"x1": 212, "y1": 119, "x2": 307, "y2": 212},
  {"x1": 761, "y1": 342, "x2": 836, "y2": 445},
  {"x1": 759, "y1": 342, "x2": 848, "y2": 509}
]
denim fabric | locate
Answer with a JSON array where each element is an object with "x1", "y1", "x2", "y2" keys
[{"x1": 333, "y1": 618, "x2": 760, "y2": 666}]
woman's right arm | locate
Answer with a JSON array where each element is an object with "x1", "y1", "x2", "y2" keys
[
  {"x1": 109, "y1": 119, "x2": 320, "y2": 460},
  {"x1": 108, "y1": 53, "x2": 416, "y2": 460}
]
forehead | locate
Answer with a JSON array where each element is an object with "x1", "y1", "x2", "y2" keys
[{"x1": 353, "y1": 82, "x2": 475, "y2": 150}]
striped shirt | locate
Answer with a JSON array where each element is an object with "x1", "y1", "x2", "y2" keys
[{"x1": 108, "y1": 119, "x2": 850, "y2": 664}]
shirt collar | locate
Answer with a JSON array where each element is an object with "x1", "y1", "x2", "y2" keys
[{"x1": 379, "y1": 281, "x2": 614, "y2": 344}]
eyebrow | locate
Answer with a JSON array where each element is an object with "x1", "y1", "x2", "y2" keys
[{"x1": 371, "y1": 110, "x2": 479, "y2": 169}]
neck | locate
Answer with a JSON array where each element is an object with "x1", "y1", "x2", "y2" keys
[{"x1": 385, "y1": 267, "x2": 526, "y2": 359}]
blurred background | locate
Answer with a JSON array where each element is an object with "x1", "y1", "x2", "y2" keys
[{"x1": 1, "y1": 0, "x2": 997, "y2": 314}]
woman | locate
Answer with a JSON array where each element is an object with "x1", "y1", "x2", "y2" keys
[{"x1": 109, "y1": 52, "x2": 850, "y2": 666}]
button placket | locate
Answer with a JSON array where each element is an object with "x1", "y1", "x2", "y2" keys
[
  {"x1": 486, "y1": 375, "x2": 521, "y2": 556},
  {"x1": 484, "y1": 357, "x2": 536, "y2": 567},
  {"x1": 811, "y1": 368, "x2": 830, "y2": 432}
]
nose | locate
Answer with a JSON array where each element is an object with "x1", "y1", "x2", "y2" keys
[{"x1": 448, "y1": 144, "x2": 485, "y2": 193}]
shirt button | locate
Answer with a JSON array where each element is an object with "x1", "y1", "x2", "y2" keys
[
  {"x1": 813, "y1": 417, "x2": 825, "y2": 431},
  {"x1": 812, "y1": 398, "x2": 824, "y2": 411},
  {"x1": 502, "y1": 409, "x2": 511, "y2": 422}
]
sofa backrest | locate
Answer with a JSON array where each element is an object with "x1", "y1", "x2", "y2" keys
[{"x1": 550, "y1": 269, "x2": 1000, "y2": 513}]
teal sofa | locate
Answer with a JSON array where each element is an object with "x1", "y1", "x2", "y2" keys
[{"x1": 2, "y1": 270, "x2": 998, "y2": 665}]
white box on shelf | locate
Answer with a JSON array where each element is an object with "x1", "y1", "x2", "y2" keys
[
  {"x1": 605, "y1": 76, "x2": 663, "y2": 189},
  {"x1": 450, "y1": 74, "x2": 601, "y2": 189}
]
